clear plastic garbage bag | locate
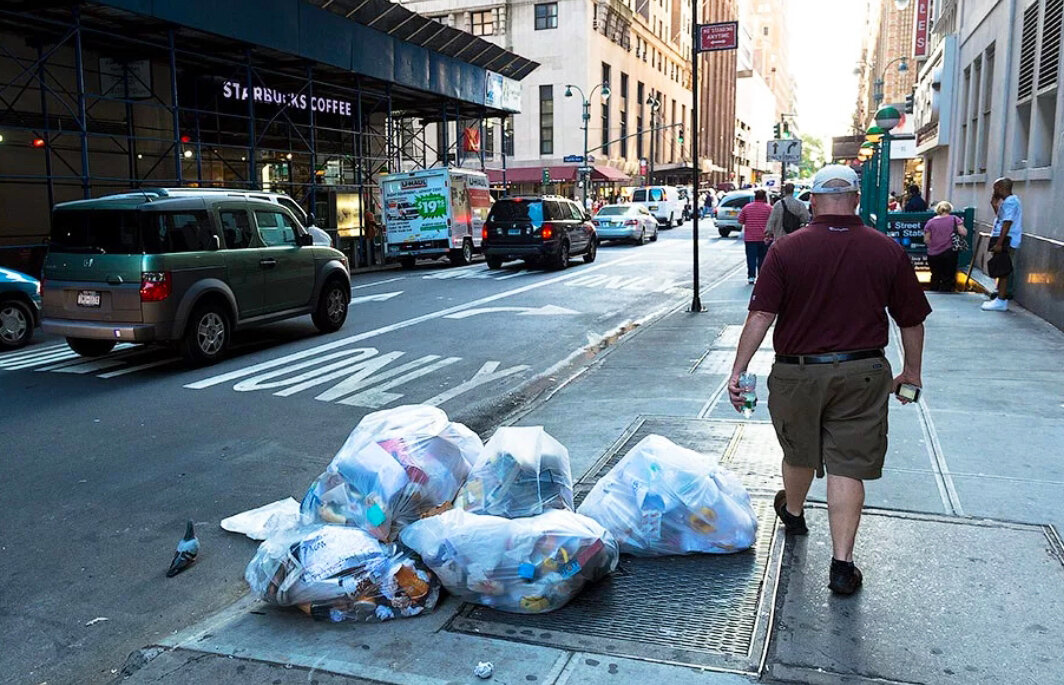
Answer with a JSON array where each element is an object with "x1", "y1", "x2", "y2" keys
[
  {"x1": 245, "y1": 524, "x2": 440, "y2": 623},
  {"x1": 454, "y1": 426, "x2": 574, "y2": 518},
  {"x1": 400, "y1": 508, "x2": 619, "y2": 614},
  {"x1": 576, "y1": 434, "x2": 757, "y2": 556},
  {"x1": 300, "y1": 405, "x2": 482, "y2": 541}
]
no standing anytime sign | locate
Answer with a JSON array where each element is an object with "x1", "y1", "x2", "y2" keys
[{"x1": 698, "y1": 21, "x2": 739, "y2": 52}]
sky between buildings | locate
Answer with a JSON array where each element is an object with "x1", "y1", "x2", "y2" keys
[{"x1": 788, "y1": 0, "x2": 869, "y2": 150}]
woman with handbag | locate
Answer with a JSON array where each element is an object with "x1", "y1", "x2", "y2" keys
[{"x1": 923, "y1": 201, "x2": 968, "y2": 292}]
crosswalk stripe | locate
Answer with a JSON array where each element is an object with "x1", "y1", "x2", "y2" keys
[
  {"x1": 52, "y1": 358, "x2": 130, "y2": 374},
  {"x1": 97, "y1": 358, "x2": 179, "y2": 378},
  {"x1": 1, "y1": 350, "x2": 81, "y2": 370},
  {"x1": 34, "y1": 344, "x2": 140, "y2": 372},
  {"x1": 0, "y1": 343, "x2": 69, "y2": 363}
]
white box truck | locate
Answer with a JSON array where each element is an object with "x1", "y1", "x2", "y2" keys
[{"x1": 381, "y1": 168, "x2": 492, "y2": 268}]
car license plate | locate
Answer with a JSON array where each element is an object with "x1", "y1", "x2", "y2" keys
[
  {"x1": 77, "y1": 290, "x2": 101, "y2": 307},
  {"x1": 507, "y1": 228, "x2": 522, "y2": 235},
  {"x1": 649, "y1": 205, "x2": 659, "y2": 210}
]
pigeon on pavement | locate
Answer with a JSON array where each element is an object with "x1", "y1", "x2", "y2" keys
[{"x1": 166, "y1": 520, "x2": 199, "y2": 577}]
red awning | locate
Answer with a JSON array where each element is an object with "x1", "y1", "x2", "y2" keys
[{"x1": 591, "y1": 165, "x2": 630, "y2": 182}]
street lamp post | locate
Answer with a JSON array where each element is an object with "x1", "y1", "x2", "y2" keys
[
  {"x1": 873, "y1": 106, "x2": 902, "y2": 233},
  {"x1": 645, "y1": 95, "x2": 661, "y2": 184},
  {"x1": 565, "y1": 81, "x2": 611, "y2": 206},
  {"x1": 873, "y1": 57, "x2": 909, "y2": 106}
]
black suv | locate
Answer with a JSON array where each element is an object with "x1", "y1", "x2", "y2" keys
[{"x1": 481, "y1": 196, "x2": 597, "y2": 270}]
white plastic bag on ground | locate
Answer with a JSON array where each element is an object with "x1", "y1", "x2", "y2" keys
[
  {"x1": 400, "y1": 508, "x2": 619, "y2": 614},
  {"x1": 577, "y1": 434, "x2": 757, "y2": 556},
  {"x1": 300, "y1": 405, "x2": 482, "y2": 541},
  {"x1": 221, "y1": 498, "x2": 301, "y2": 540},
  {"x1": 245, "y1": 524, "x2": 440, "y2": 623},
  {"x1": 454, "y1": 426, "x2": 574, "y2": 518}
]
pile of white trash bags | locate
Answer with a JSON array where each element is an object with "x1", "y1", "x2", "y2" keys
[{"x1": 240, "y1": 405, "x2": 757, "y2": 623}]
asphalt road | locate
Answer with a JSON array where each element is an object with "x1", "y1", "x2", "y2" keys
[{"x1": 0, "y1": 220, "x2": 746, "y2": 684}]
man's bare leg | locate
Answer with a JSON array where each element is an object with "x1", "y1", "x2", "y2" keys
[
  {"x1": 997, "y1": 276, "x2": 1008, "y2": 300},
  {"x1": 826, "y1": 475, "x2": 865, "y2": 562},
  {"x1": 782, "y1": 462, "x2": 815, "y2": 516}
]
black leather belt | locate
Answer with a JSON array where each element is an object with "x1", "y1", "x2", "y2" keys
[{"x1": 775, "y1": 349, "x2": 884, "y2": 365}]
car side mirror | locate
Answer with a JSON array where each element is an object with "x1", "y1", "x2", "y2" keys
[
  {"x1": 296, "y1": 232, "x2": 313, "y2": 247},
  {"x1": 583, "y1": 213, "x2": 592, "y2": 222}
]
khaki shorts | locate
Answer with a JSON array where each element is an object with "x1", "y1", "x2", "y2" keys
[{"x1": 766, "y1": 356, "x2": 892, "y2": 480}]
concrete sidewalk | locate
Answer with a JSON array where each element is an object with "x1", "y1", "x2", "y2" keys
[{"x1": 118, "y1": 274, "x2": 1064, "y2": 685}]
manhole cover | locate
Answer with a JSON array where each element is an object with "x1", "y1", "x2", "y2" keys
[{"x1": 448, "y1": 416, "x2": 785, "y2": 673}]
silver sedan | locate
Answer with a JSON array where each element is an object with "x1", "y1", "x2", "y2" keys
[{"x1": 592, "y1": 204, "x2": 660, "y2": 245}]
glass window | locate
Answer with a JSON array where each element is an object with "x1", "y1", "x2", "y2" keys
[
  {"x1": 567, "y1": 201, "x2": 585, "y2": 220},
  {"x1": 650, "y1": 188, "x2": 664, "y2": 201},
  {"x1": 489, "y1": 200, "x2": 544, "y2": 227},
  {"x1": 256, "y1": 210, "x2": 298, "y2": 247},
  {"x1": 471, "y1": 9, "x2": 494, "y2": 35},
  {"x1": 534, "y1": 2, "x2": 557, "y2": 30},
  {"x1": 142, "y1": 211, "x2": 215, "y2": 253},
  {"x1": 632, "y1": 189, "x2": 647, "y2": 202},
  {"x1": 539, "y1": 85, "x2": 554, "y2": 155},
  {"x1": 220, "y1": 210, "x2": 255, "y2": 249},
  {"x1": 276, "y1": 197, "x2": 306, "y2": 225},
  {"x1": 50, "y1": 209, "x2": 142, "y2": 254},
  {"x1": 596, "y1": 206, "x2": 626, "y2": 216}
]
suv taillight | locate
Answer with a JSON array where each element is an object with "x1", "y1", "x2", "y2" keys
[
  {"x1": 140, "y1": 271, "x2": 171, "y2": 302},
  {"x1": 482, "y1": 226, "x2": 489, "y2": 243},
  {"x1": 541, "y1": 224, "x2": 554, "y2": 240}
]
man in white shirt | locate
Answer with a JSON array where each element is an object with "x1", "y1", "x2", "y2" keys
[{"x1": 982, "y1": 177, "x2": 1022, "y2": 312}]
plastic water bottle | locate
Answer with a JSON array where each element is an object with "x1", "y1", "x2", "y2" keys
[{"x1": 738, "y1": 372, "x2": 757, "y2": 418}]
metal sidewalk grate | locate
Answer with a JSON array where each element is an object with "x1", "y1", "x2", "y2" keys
[{"x1": 448, "y1": 416, "x2": 786, "y2": 673}]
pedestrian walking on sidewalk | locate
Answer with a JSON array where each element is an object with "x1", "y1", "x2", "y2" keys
[
  {"x1": 923, "y1": 201, "x2": 967, "y2": 292},
  {"x1": 738, "y1": 189, "x2": 772, "y2": 284},
  {"x1": 981, "y1": 177, "x2": 1022, "y2": 312},
  {"x1": 727, "y1": 164, "x2": 931, "y2": 596},
  {"x1": 766, "y1": 182, "x2": 811, "y2": 241},
  {"x1": 903, "y1": 184, "x2": 928, "y2": 212}
]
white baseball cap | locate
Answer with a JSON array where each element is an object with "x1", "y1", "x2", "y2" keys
[{"x1": 810, "y1": 164, "x2": 860, "y2": 194}]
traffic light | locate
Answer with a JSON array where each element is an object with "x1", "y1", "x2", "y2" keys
[
  {"x1": 904, "y1": 91, "x2": 915, "y2": 114},
  {"x1": 541, "y1": 167, "x2": 551, "y2": 185},
  {"x1": 677, "y1": 124, "x2": 685, "y2": 144},
  {"x1": 773, "y1": 123, "x2": 782, "y2": 139},
  {"x1": 782, "y1": 122, "x2": 791, "y2": 138}
]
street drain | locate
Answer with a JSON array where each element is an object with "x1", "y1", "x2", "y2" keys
[{"x1": 448, "y1": 416, "x2": 785, "y2": 673}]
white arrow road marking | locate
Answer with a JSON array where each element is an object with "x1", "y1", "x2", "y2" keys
[
  {"x1": 349, "y1": 291, "x2": 403, "y2": 304},
  {"x1": 444, "y1": 304, "x2": 579, "y2": 319},
  {"x1": 186, "y1": 252, "x2": 641, "y2": 390}
]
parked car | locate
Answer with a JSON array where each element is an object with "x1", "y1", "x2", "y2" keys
[
  {"x1": 592, "y1": 204, "x2": 659, "y2": 244},
  {"x1": 629, "y1": 186, "x2": 685, "y2": 228},
  {"x1": 41, "y1": 188, "x2": 351, "y2": 365},
  {"x1": 0, "y1": 267, "x2": 41, "y2": 349},
  {"x1": 481, "y1": 195, "x2": 597, "y2": 270},
  {"x1": 714, "y1": 189, "x2": 755, "y2": 238}
]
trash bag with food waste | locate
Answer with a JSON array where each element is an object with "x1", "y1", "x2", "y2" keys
[
  {"x1": 454, "y1": 426, "x2": 574, "y2": 518},
  {"x1": 400, "y1": 508, "x2": 618, "y2": 614},
  {"x1": 300, "y1": 405, "x2": 482, "y2": 541},
  {"x1": 577, "y1": 434, "x2": 757, "y2": 556},
  {"x1": 245, "y1": 524, "x2": 439, "y2": 623}
]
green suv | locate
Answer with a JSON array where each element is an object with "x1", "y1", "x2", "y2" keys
[{"x1": 41, "y1": 189, "x2": 351, "y2": 364}]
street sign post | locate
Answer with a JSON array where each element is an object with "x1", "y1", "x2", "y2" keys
[
  {"x1": 690, "y1": 19, "x2": 739, "y2": 314},
  {"x1": 767, "y1": 138, "x2": 802, "y2": 163}
]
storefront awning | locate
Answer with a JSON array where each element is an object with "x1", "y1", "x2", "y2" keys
[{"x1": 592, "y1": 165, "x2": 630, "y2": 183}]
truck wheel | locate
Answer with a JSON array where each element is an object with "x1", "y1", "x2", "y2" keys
[
  {"x1": 180, "y1": 303, "x2": 229, "y2": 365},
  {"x1": 583, "y1": 238, "x2": 598, "y2": 263},
  {"x1": 449, "y1": 239, "x2": 473, "y2": 266},
  {"x1": 312, "y1": 278, "x2": 349, "y2": 333},
  {"x1": 399, "y1": 257, "x2": 416, "y2": 270},
  {"x1": 485, "y1": 256, "x2": 503, "y2": 270},
  {"x1": 718, "y1": 228, "x2": 731, "y2": 238},
  {"x1": 551, "y1": 241, "x2": 570, "y2": 270},
  {"x1": 0, "y1": 298, "x2": 34, "y2": 349},
  {"x1": 66, "y1": 337, "x2": 116, "y2": 357}
]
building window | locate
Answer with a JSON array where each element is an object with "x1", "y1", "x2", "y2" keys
[
  {"x1": 471, "y1": 10, "x2": 494, "y2": 36},
  {"x1": 502, "y1": 117, "x2": 514, "y2": 156},
  {"x1": 534, "y1": 3, "x2": 557, "y2": 30},
  {"x1": 601, "y1": 62, "x2": 612, "y2": 157},
  {"x1": 539, "y1": 85, "x2": 554, "y2": 155},
  {"x1": 957, "y1": 66, "x2": 970, "y2": 174},
  {"x1": 670, "y1": 99, "x2": 677, "y2": 162},
  {"x1": 619, "y1": 72, "x2": 629, "y2": 159},
  {"x1": 970, "y1": 56, "x2": 982, "y2": 173},
  {"x1": 484, "y1": 121, "x2": 495, "y2": 160},
  {"x1": 1014, "y1": 1, "x2": 1060, "y2": 168},
  {"x1": 636, "y1": 81, "x2": 645, "y2": 160},
  {"x1": 978, "y1": 47, "x2": 994, "y2": 172}
]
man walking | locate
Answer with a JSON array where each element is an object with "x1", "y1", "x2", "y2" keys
[
  {"x1": 728, "y1": 165, "x2": 930, "y2": 595},
  {"x1": 737, "y1": 189, "x2": 772, "y2": 284},
  {"x1": 903, "y1": 184, "x2": 928, "y2": 211},
  {"x1": 981, "y1": 177, "x2": 1022, "y2": 312},
  {"x1": 766, "y1": 182, "x2": 810, "y2": 240}
]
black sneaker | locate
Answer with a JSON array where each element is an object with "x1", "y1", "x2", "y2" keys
[
  {"x1": 773, "y1": 489, "x2": 808, "y2": 535},
  {"x1": 828, "y1": 559, "x2": 863, "y2": 595}
]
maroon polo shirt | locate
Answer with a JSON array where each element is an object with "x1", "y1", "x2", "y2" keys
[{"x1": 749, "y1": 214, "x2": 931, "y2": 355}]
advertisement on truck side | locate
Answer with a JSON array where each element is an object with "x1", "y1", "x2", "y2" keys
[{"x1": 382, "y1": 171, "x2": 450, "y2": 245}]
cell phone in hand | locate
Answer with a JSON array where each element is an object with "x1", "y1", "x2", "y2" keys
[{"x1": 896, "y1": 383, "x2": 921, "y2": 402}]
